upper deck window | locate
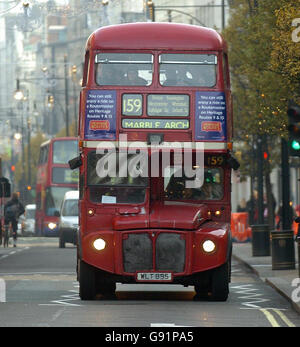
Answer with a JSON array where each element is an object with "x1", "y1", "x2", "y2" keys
[
  {"x1": 95, "y1": 53, "x2": 153, "y2": 86},
  {"x1": 53, "y1": 140, "x2": 78, "y2": 164},
  {"x1": 159, "y1": 54, "x2": 217, "y2": 87}
]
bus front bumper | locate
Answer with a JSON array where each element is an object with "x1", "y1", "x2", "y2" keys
[{"x1": 79, "y1": 226, "x2": 231, "y2": 282}]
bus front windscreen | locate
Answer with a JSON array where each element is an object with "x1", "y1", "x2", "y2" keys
[
  {"x1": 87, "y1": 152, "x2": 148, "y2": 204},
  {"x1": 62, "y1": 199, "x2": 79, "y2": 217},
  {"x1": 45, "y1": 187, "x2": 71, "y2": 216},
  {"x1": 164, "y1": 167, "x2": 223, "y2": 201}
]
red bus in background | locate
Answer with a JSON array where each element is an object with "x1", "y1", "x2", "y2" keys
[
  {"x1": 35, "y1": 137, "x2": 78, "y2": 236},
  {"x1": 74, "y1": 23, "x2": 238, "y2": 301}
]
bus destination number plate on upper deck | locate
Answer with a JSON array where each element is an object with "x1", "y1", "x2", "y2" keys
[{"x1": 136, "y1": 272, "x2": 173, "y2": 282}]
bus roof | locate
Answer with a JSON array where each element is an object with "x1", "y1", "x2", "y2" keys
[{"x1": 86, "y1": 22, "x2": 226, "y2": 52}]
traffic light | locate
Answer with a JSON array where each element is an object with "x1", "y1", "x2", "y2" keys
[{"x1": 288, "y1": 103, "x2": 300, "y2": 156}]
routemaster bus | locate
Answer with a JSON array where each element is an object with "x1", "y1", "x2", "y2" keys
[
  {"x1": 72, "y1": 22, "x2": 239, "y2": 301},
  {"x1": 36, "y1": 137, "x2": 78, "y2": 236}
]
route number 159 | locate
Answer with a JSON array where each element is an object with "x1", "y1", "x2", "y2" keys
[{"x1": 122, "y1": 94, "x2": 143, "y2": 116}]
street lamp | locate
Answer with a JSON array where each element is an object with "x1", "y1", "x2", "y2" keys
[
  {"x1": 64, "y1": 55, "x2": 70, "y2": 137},
  {"x1": 146, "y1": 0, "x2": 155, "y2": 21},
  {"x1": 13, "y1": 83, "x2": 27, "y2": 202},
  {"x1": 71, "y1": 64, "x2": 78, "y2": 134},
  {"x1": 14, "y1": 132, "x2": 22, "y2": 141},
  {"x1": 147, "y1": 1, "x2": 227, "y2": 29},
  {"x1": 14, "y1": 79, "x2": 24, "y2": 101},
  {"x1": 46, "y1": 94, "x2": 54, "y2": 108}
]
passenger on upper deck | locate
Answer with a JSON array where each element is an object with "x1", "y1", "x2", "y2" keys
[
  {"x1": 125, "y1": 66, "x2": 148, "y2": 86},
  {"x1": 176, "y1": 67, "x2": 193, "y2": 86},
  {"x1": 193, "y1": 65, "x2": 216, "y2": 87},
  {"x1": 162, "y1": 65, "x2": 178, "y2": 86},
  {"x1": 162, "y1": 66, "x2": 192, "y2": 87},
  {"x1": 96, "y1": 63, "x2": 122, "y2": 85}
]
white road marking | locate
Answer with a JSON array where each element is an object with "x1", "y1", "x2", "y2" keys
[
  {"x1": 231, "y1": 284, "x2": 296, "y2": 327},
  {"x1": 51, "y1": 308, "x2": 66, "y2": 322},
  {"x1": 0, "y1": 278, "x2": 6, "y2": 302},
  {"x1": 230, "y1": 284, "x2": 270, "y2": 308},
  {"x1": 0, "y1": 272, "x2": 75, "y2": 276},
  {"x1": 0, "y1": 247, "x2": 30, "y2": 261},
  {"x1": 39, "y1": 284, "x2": 81, "y2": 307}
]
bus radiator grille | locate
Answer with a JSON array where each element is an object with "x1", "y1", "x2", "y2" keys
[
  {"x1": 156, "y1": 233, "x2": 186, "y2": 273},
  {"x1": 123, "y1": 233, "x2": 153, "y2": 273}
]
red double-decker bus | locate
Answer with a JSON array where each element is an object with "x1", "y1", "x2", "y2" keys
[
  {"x1": 74, "y1": 23, "x2": 238, "y2": 301},
  {"x1": 35, "y1": 137, "x2": 78, "y2": 236}
]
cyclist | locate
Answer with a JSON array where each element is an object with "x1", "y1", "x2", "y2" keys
[{"x1": 4, "y1": 192, "x2": 25, "y2": 247}]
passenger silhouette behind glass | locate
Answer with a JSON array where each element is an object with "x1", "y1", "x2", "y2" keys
[
  {"x1": 162, "y1": 65, "x2": 178, "y2": 86},
  {"x1": 165, "y1": 170, "x2": 222, "y2": 200},
  {"x1": 126, "y1": 67, "x2": 147, "y2": 86},
  {"x1": 176, "y1": 67, "x2": 192, "y2": 86}
]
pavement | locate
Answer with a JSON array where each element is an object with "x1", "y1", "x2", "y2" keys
[{"x1": 232, "y1": 240, "x2": 300, "y2": 314}]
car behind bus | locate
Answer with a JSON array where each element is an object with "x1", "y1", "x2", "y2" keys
[{"x1": 58, "y1": 190, "x2": 79, "y2": 248}]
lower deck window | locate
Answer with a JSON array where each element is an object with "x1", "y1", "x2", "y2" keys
[
  {"x1": 164, "y1": 167, "x2": 223, "y2": 201},
  {"x1": 89, "y1": 186, "x2": 146, "y2": 204}
]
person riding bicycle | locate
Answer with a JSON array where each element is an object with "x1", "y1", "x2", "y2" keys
[{"x1": 4, "y1": 192, "x2": 25, "y2": 247}]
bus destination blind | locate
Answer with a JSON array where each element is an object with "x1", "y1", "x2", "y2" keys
[
  {"x1": 85, "y1": 90, "x2": 117, "y2": 140},
  {"x1": 147, "y1": 94, "x2": 189, "y2": 117}
]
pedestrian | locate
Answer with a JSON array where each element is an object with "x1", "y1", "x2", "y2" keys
[
  {"x1": 237, "y1": 198, "x2": 247, "y2": 212},
  {"x1": 275, "y1": 202, "x2": 296, "y2": 231},
  {"x1": 246, "y1": 190, "x2": 258, "y2": 225},
  {"x1": 4, "y1": 192, "x2": 25, "y2": 247}
]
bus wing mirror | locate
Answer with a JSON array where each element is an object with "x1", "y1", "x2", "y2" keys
[
  {"x1": 227, "y1": 154, "x2": 240, "y2": 171},
  {"x1": 69, "y1": 155, "x2": 82, "y2": 170}
]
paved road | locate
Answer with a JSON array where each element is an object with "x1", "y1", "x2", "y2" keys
[{"x1": 0, "y1": 238, "x2": 300, "y2": 327}]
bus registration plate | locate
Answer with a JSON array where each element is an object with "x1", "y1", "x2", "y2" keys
[{"x1": 136, "y1": 272, "x2": 172, "y2": 282}]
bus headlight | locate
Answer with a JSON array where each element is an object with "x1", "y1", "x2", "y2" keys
[
  {"x1": 48, "y1": 222, "x2": 57, "y2": 230},
  {"x1": 202, "y1": 240, "x2": 216, "y2": 253},
  {"x1": 93, "y1": 238, "x2": 106, "y2": 251}
]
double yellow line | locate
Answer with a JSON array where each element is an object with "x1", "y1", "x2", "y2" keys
[{"x1": 260, "y1": 308, "x2": 295, "y2": 327}]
